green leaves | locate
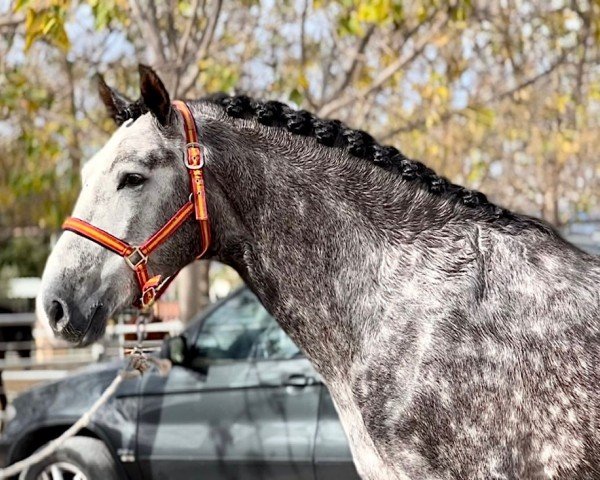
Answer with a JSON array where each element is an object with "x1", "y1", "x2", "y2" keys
[
  {"x1": 0, "y1": 236, "x2": 51, "y2": 278},
  {"x1": 198, "y1": 58, "x2": 240, "y2": 92},
  {"x1": 88, "y1": 0, "x2": 129, "y2": 29}
]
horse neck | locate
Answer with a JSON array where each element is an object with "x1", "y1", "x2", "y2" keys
[{"x1": 196, "y1": 105, "x2": 484, "y2": 378}]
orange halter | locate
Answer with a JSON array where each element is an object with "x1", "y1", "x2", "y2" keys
[{"x1": 62, "y1": 100, "x2": 211, "y2": 309}]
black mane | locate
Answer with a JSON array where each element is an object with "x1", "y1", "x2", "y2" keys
[
  {"x1": 119, "y1": 90, "x2": 554, "y2": 232},
  {"x1": 203, "y1": 93, "x2": 512, "y2": 222}
]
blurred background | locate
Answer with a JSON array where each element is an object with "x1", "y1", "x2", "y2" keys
[{"x1": 0, "y1": 0, "x2": 599, "y2": 406}]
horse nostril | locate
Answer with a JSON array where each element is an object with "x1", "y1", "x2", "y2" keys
[{"x1": 47, "y1": 299, "x2": 67, "y2": 330}]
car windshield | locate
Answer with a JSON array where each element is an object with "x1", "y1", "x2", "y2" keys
[{"x1": 186, "y1": 289, "x2": 301, "y2": 368}]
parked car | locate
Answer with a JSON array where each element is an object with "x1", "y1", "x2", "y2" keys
[{"x1": 0, "y1": 288, "x2": 359, "y2": 479}]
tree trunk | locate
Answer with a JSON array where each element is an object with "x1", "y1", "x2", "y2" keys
[
  {"x1": 177, "y1": 261, "x2": 210, "y2": 324},
  {"x1": 542, "y1": 188, "x2": 560, "y2": 228}
]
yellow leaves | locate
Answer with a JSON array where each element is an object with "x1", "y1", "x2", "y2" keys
[
  {"x1": 418, "y1": 77, "x2": 451, "y2": 108},
  {"x1": 356, "y1": 0, "x2": 391, "y2": 24},
  {"x1": 466, "y1": 157, "x2": 487, "y2": 184},
  {"x1": 426, "y1": 143, "x2": 440, "y2": 157},
  {"x1": 16, "y1": 0, "x2": 71, "y2": 52},
  {"x1": 289, "y1": 73, "x2": 310, "y2": 105},
  {"x1": 24, "y1": 7, "x2": 70, "y2": 52},
  {"x1": 15, "y1": 0, "x2": 129, "y2": 51},
  {"x1": 543, "y1": 92, "x2": 576, "y2": 118},
  {"x1": 0, "y1": 70, "x2": 53, "y2": 115},
  {"x1": 416, "y1": 4, "x2": 428, "y2": 23},
  {"x1": 556, "y1": 130, "x2": 580, "y2": 158},
  {"x1": 338, "y1": 12, "x2": 365, "y2": 36},
  {"x1": 555, "y1": 94, "x2": 570, "y2": 115},
  {"x1": 589, "y1": 82, "x2": 600, "y2": 101},
  {"x1": 425, "y1": 110, "x2": 440, "y2": 128},
  {"x1": 436, "y1": 85, "x2": 450, "y2": 102},
  {"x1": 433, "y1": 33, "x2": 451, "y2": 48},
  {"x1": 298, "y1": 73, "x2": 309, "y2": 90},
  {"x1": 474, "y1": 107, "x2": 495, "y2": 128},
  {"x1": 338, "y1": 0, "x2": 404, "y2": 36},
  {"x1": 357, "y1": 65, "x2": 375, "y2": 89}
]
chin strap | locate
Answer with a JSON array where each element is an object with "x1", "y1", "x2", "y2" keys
[{"x1": 62, "y1": 101, "x2": 211, "y2": 309}]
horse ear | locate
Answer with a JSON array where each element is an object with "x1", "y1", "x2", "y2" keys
[
  {"x1": 95, "y1": 73, "x2": 133, "y2": 126},
  {"x1": 139, "y1": 64, "x2": 171, "y2": 126}
]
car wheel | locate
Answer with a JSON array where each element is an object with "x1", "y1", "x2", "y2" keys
[{"x1": 20, "y1": 436, "x2": 120, "y2": 480}]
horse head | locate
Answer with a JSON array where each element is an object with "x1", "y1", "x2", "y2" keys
[{"x1": 37, "y1": 66, "x2": 201, "y2": 345}]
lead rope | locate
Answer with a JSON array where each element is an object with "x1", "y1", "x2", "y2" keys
[
  {"x1": 127, "y1": 308, "x2": 171, "y2": 376},
  {"x1": 0, "y1": 310, "x2": 171, "y2": 479},
  {"x1": 127, "y1": 310, "x2": 151, "y2": 373}
]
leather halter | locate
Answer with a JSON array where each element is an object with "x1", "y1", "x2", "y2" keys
[{"x1": 62, "y1": 100, "x2": 211, "y2": 309}]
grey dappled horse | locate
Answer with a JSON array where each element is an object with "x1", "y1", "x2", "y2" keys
[{"x1": 38, "y1": 66, "x2": 600, "y2": 479}]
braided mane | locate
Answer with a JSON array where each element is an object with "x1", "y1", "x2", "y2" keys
[
  {"x1": 203, "y1": 93, "x2": 512, "y2": 222},
  {"x1": 116, "y1": 91, "x2": 556, "y2": 230}
]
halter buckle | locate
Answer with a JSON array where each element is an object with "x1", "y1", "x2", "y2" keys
[
  {"x1": 125, "y1": 247, "x2": 148, "y2": 270},
  {"x1": 141, "y1": 286, "x2": 156, "y2": 308},
  {"x1": 184, "y1": 142, "x2": 204, "y2": 170}
]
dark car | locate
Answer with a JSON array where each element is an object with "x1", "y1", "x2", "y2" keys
[{"x1": 0, "y1": 288, "x2": 359, "y2": 480}]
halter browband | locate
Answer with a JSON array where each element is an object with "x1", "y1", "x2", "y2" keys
[{"x1": 62, "y1": 100, "x2": 211, "y2": 309}]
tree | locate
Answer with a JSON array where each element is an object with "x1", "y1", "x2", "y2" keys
[{"x1": 1, "y1": 0, "x2": 599, "y2": 299}]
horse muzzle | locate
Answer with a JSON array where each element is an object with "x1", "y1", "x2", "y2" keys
[{"x1": 42, "y1": 291, "x2": 108, "y2": 345}]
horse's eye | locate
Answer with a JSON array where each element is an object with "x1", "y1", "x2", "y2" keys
[{"x1": 118, "y1": 173, "x2": 147, "y2": 190}]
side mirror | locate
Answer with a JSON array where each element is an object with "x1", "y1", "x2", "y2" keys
[{"x1": 164, "y1": 335, "x2": 188, "y2": 366}]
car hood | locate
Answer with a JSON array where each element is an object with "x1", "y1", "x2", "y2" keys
[{"x1": 4, "y1": 359, "x2": 140, "y2": 439}]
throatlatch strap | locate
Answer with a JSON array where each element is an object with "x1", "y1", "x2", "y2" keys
[{"x1": 172, "y1": 100, "x2": 211, "y2": 256}]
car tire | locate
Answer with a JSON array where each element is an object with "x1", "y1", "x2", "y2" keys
[{"x1": 20, "y1": 436, "x2": 120, "y2": 480}]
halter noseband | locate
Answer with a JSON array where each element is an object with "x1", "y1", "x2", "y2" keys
[{"x1": 62, "y1": 100, "x2": 211, "y2": 309}]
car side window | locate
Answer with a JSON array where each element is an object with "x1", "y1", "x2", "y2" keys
[
  {"x1": 252, "y1": 323, "x2": 301, "y2": 361},
  {"x1": 192, "y1": 289, "x2": 274, "y2": 362}
]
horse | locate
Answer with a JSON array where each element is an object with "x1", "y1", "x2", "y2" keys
[{"x1": 37, "y1": 65, "x2": 600, "y2": 479}]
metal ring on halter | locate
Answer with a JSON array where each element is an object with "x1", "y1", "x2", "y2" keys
[
  {"x1": 124, "y1": 247, "x2": 148, "y2": 270},
  {"x1": 184, "y1": 142, "x2": 204, "y2": 170}
]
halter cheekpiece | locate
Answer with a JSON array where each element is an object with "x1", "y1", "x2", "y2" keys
[{"x1": 62, "y1": 100, "x2": 211, "y2": 308}]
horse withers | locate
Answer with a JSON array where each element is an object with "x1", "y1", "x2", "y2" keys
[{"x1": 37, "y1": 66, "x2": 600, "y2": 479}]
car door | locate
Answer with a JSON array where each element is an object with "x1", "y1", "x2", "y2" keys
[
  {"x1": 136, "y1": 289, "x2": 320, "y2": 480},
  {"x1": 314, "y1": 389, "x2": 361, "y2": 479}
]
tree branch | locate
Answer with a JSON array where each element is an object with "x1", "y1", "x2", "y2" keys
[
  {"x1": 180, "y1": 0, "x2": 223, "y2": 96},
  {"x1": 298, "y1": 0, "x2": 318, "y2": 108},
  {"x1": 177, "y1": 0, "x2": 201, "y2": 61},
  {"x1": 174, "y1": 0, "x2": 202, "y2": 96},
  {"x1": 0, "y1": 17, "x2": 24, "y2": 29},
  {"x1": 324, "y1": 24, "x2": 375, "y2": 105},
  {"x1": 318, "y1": 14, "x2": 448, "y2": 118},
  {"x1": 380, "y1": 47, "x2": 574, "y2": 141},
  {"x1": 493, "y1": 50, "x2": 570, "y2": 102},
  {"x1": 129, "y1": 0, "x2": 168, "y2": 66}
]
